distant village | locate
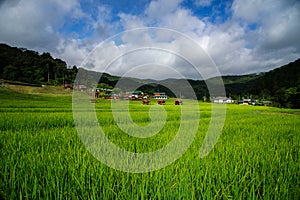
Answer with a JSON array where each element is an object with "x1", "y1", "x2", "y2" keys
[
  {"x1": 70, "y1": 83, "x2": 272, "y2": 106},
  {"x1": 93, "y1": 87, "x2": 173, "y2": 105},
  {"x1": 95, "y1": 88, "x2": 167, "y2": 101},
  {"x1": 211, "y1": 96, "x2": 272, "y2": 106}
]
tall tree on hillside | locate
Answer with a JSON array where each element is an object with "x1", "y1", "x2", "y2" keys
[
  {"x1": 3, "y1": 65, "x2": 18, "y2": 81},
  {"x1": 41, "y1": 52, "x2": 55, "y2": 84},
  {"x1": 54, "y1": 58, "x2": 67, "y2": 85}
]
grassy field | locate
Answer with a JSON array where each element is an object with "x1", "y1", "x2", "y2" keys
[{"x1": 0, "y1": 86, "x2": 299, "y2": 199}]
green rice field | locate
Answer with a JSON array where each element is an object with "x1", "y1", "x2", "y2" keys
[{"x1": 0, "y1": 87, "x2": 299, "y2": 199}]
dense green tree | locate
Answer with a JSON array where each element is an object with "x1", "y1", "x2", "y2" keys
[
  {"x1": 3, "y1": 65, "x2": 18, "y2": 81},
  {"x1": 0, "y1": 43, "x2": 77, "y2": 85}
]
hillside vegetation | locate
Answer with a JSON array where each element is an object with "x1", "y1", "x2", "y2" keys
[
  {"x1": 0, "y1": 43, "x2": 299, "y2": 108},
  {"x1": 0, "y1": 43, "x2": 77, "y2": 85}
]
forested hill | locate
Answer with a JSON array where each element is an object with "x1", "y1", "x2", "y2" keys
[
  {"x1": 0, "y1": 43, "x2": 78, "y2": 85},
  {"x1": 216, "y1": 58, "x2": 300, "y2": 108},
  {"x1": 250, "y1": 58, "x2": 300, "y2": 107},
  {"x1": 251, "y1": 58, "x2": 300, "y2": 94}
]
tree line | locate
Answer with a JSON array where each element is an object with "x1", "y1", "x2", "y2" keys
[{"x1": 0, "y1": 43, "x2": 77, "y2": 85}]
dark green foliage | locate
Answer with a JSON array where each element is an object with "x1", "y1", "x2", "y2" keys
[
  {"x1": 222, "y1": 74, "x2": 262, "y2": 96},
  {"x1": 0, "y1": 43, "x2": 77, "y2": 85},
  {"x1": 250, "y1": 59, "x2": 300, "y2": 108},
  {"x1": 251, "y1": 59, "x2": 300, "y2": 94}
]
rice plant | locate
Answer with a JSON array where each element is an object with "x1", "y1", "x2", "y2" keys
[{"x1": 0, "y1": 89, "x2": 299, "y2": 199}]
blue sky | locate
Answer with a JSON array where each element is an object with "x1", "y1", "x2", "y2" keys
[{"x1": 0, "y1": 0, "x2": 299, "y2": 79}]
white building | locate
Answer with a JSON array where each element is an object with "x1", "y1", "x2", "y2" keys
[{"x1": 212, "y1": 97, "x2": 234, "y2": 104}]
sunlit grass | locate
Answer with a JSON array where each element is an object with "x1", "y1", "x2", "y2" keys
[{"x1": 0, "y1": 89, "x2": 299, "y2": 199}]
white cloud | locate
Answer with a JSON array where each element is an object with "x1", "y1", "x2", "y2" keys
[
  {"x1": 145, "y1": 0, "x2": 183, "y2": 19},
  {"x1": 161, "y1": 9, "x2": 206, "y2": 34},
  {"x1": 81, "y1": 28, "x2": 221, "y2": 80},
  {"x1": 0, "y1": 0, "x2": 58, "y2": 49},
  {"x1": 229, "y1": 0, "x2": 300, "y2": 72},
  {"x1": 232, "y1": 0, "x2": 268, "y2": 22},
  {"x1": 194, "y1": 0, "x2": 213, "y2": 7},
  {"x1": 92, "y1": 6, "x2": 115, "y2": 37},
  {"x1": 231, "y1": 0, "x2": 300, "y2": 51},
  {"x1": 119, "y1": 13, "x2": 146, "y2": 30},
  {"x1": 260, "y1": 4, "x2": 300, "y2": 51},
  {"x1": 55, "y1": 39, "x2": 90, "y2": 67},
  {"x1": 0, "y1": 0, "x2": 85, "y2": 62}
]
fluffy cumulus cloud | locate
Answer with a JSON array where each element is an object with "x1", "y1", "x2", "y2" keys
[
  {"x1": 229, "y1": 0, "x2": 300, "y2": 72},
  {"x1": 0, "y1": 0, "x2": 299, "y2": 79},
  {"x1": 0, "y1": 0, "x2": 90, "y2": 64},
  {"x1": 236, "y1": 0, "x2": 300, "y2": 48},
  {"x1": 0, "y1": 0, "x2": 81, "y2": 48},
  {"x1": 0, "y1": 0, "x2": 58, "y2": 49},
  {"x1": 90, "y1": 0, "x2": 300, "y2": 78}
]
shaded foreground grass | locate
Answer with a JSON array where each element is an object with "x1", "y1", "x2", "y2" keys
[{"x1": 0, "y1": 88, "x2": 299, "y2": 199}]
